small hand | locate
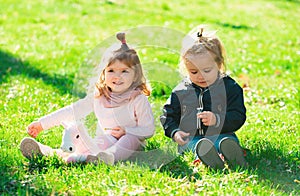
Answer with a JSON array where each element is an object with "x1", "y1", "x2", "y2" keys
[
  {"x1": 111, "y1": 126, "x2": 126, "y2": 139},
  {"x1": 27, "y1": 121, "x2": 43, "y2": 138},
  {"x1": 197, "y1": 111, "x2": 216, "y2": 126},
  {"x1": 173, "y1": 131, "x2": 190, "y2": 146}
]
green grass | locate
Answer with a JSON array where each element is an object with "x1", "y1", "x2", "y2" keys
[{"x1": 1, "y1": 0, "x2": 299, "y2": 195}]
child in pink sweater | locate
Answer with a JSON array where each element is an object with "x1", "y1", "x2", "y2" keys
[{"x1": 20, "y1": 33, "x2": 155, "y2": 165}]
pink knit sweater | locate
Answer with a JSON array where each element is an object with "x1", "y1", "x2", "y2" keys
[{"x1": 39, "y1": 94, "x2": 155, "y2": 141}]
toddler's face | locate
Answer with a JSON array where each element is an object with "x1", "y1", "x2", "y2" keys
[
  {"x1": 185, "y1": 52, "x2": 219, "y2": 88},
  {"x1": 105, "y1": 60, "x2": 135, "y2": 93}
]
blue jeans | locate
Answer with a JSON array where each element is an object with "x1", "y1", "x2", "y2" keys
[{"x1": 178, "y1": 133, "x2": 239, "y2": 154}]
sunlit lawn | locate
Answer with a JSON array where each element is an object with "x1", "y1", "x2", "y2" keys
[{"x1": 0, "y1": 0, "x2": 299, "y2": 195}]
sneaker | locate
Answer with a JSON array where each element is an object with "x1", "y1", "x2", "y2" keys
[
  {"x1": 86, "y1": 151, "x2": 114, "y2": 166},
  {"x1": 196, "y1": 138, "x2": 224, "y2": 169},
  {"x1": 20, "y1": 137, "x2": 43, "y2": 159},
  {"x1": 220, "y1": 138, "x2": 247, "y2": 167}
]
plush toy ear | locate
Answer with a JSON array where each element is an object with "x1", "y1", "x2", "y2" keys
[{"x1": 61, "y1": 122, "x2": 69, "y2": 129}]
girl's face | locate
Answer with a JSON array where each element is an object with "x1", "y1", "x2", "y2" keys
[
  {"x1": 185, "y1": 52, "x2": 219, "y2": 88},
  {"x1": 105, "y1": 60, "x2": 135, "y2": 93}
]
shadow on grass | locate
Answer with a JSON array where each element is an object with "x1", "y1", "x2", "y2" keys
[
  {"x1": 0, "y1": 50, "x2": 74, "y2": 95},
  {"x1": 1, "y1": 141, "x2": 298, "y2": 194},
  {"x1": 126, "y1": 146, "x2": 199, "y2": 179},
  {"x1": 0, "y1": 154, "x2": 86, "y2": 195},
  {"x1": 125, "y1": 138, "x2": 197, "y2": 178},
  {"x1": 0, "y1": 165, "x2": 26, "y2": 195},
  {"x1": 130, "y1": 140, "x2": 299, "y2": 194},
  {"x1": 246, "y1": 141, "x2": 299, "y2": 193},
  {"x1": 0, "y1": 153, "x2": 64, "y2": 195},
  {"x1": 0, "y1": 155, "x2": 56, "y2": 195}
]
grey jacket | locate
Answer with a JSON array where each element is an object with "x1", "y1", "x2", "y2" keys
[{"x1": 160, "y1": 75, "x2": 246, "y2": 138}]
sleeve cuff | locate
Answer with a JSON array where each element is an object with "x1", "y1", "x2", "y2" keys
[
  {"x1": 38, "y1": 118, "x2": 48, "y2": 130},
  {"x1": 214, "y1": 113, "x2": 221, "y2": 128},
  {"x1": 170, "y1": 128, "x2": 180, "y2": 140}
]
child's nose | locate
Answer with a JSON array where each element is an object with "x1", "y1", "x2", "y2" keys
[
  {"x1": 113, "y1": 72, "x2": 122, "y2": 78},
  {"x1": 197, "y1": 72, "x2": 204, "y2": 79}
]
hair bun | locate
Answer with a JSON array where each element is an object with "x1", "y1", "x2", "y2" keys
[
  {"x1": 116, "y1": 32, "x2": 126, "y2": 43},
  {"x1": 116, "y1": 32, "x2": 129, "y2": 50}
]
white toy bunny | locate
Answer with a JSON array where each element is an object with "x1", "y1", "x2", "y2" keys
[{"x1": 61, "y1": 122, "x2": 100, "y2": 163}]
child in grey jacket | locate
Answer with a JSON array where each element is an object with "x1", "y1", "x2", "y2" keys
[{"x1": 160, "y1": 26, "x2": 247, "y2": 169}]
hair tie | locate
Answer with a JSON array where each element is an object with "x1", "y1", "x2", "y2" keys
[
  {"x1": 116, "y1": 32, "x2": 129, "y2": 50},
  {"x1": 197, "y1": 28, "x2": 204, "y2": 39}
]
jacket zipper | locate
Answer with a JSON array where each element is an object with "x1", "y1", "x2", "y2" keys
[{"x1": 197, "y1": 88, "x2": 208, "y2": 135}]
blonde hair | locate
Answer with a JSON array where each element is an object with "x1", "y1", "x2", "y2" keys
[
  {"x1": 95, "y1": 48, "x2": 150, "y2": 98},
  {"x1": 180, "y1": 25, "x2": 226, "y2": 75}
]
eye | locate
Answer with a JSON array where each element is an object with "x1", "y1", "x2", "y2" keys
[
  {"x1": 76, "y1": 135, "x2": 80, "y2": 139},
  {"x1": 122, "y1": 70, "x2": 129, "y2": 73},
  {"x1": 191, "y1": 71, "x2": 198, "y2": 74},
  {"x1": 69, "y1": 147, "x2": 73, "y2": 151},
  {"x1": 203, "y1": 69, "x2": 211, "y2": 73},
  {"x1": 107, "y1": 69, "x2": 114, "y2": 72}
]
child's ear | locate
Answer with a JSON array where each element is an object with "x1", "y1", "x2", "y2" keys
[{"x1": 76, "y1": 122, "x2": 86, "y2": 132}]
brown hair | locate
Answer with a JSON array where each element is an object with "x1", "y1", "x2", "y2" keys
[
  {"x1": 182, "y1": 27, "x2": 226, "y2": 74},
  {"x1": 95, "y1": 33, "x2": 150, "y2": 97}
]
